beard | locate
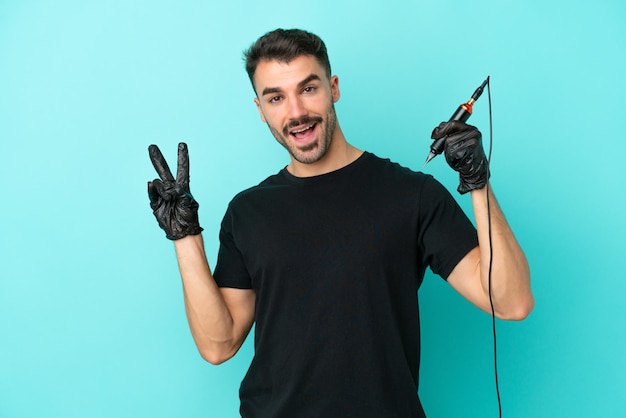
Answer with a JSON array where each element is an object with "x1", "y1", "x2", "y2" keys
[{"x1": 267, "y1": 102, "x2": 338, "y2": 165}]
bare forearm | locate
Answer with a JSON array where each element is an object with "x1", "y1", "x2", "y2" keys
[
  {"x1": 146, "y1": 143, "x2": 253, "y2": 362},
  {"x1": 471, "y1": 186, "x2": 534, "y2": 319},
  {"x1": 173, "y1": 235, "x2": 246, "y2": 363}
]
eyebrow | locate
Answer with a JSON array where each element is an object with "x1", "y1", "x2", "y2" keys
[{"x1": 261, "y1": 73, "x2": 322, "y2": 97}]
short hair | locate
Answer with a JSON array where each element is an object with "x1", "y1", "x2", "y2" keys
[{"x1": 243, "y1": 28, "x2": 332, "y2": 91}]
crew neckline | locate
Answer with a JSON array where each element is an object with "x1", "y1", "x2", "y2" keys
[{"x1": 279, "y1": 151, "x2": 372, "y2": 184}]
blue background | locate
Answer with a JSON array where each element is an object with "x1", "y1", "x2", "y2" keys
[{"x1": 1, "y1": 1, "x2": 624, "y2": 417}]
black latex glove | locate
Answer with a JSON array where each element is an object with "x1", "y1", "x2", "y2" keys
[
  {"x1": 431, "y1": 120, "x2": 490, "y2": 194},
  {"x1": 147, "y1": 143, "x2": 203, "y2": 240}
]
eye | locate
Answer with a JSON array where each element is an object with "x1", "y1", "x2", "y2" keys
[
  {"x1": 268, "y1": 95, "x2": 282, "y2": 104},
  {"x1": 303, "y1": 86, "x2": 316, "y2": 94}
]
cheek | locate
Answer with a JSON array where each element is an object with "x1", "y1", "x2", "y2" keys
[
  {"x1": 260, "y1": 103, "x2": 278, "y2": 119},
  {"x1": 263, "y1": 112, "x2": 287, "y2": 135},
  {"x1": 263, "y1": 112, "x2": 280, "y2": 128}
]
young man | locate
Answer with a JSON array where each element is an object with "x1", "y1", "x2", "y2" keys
[{"x1": 147, "y1": 28, "x2": 533, "y2": 418}]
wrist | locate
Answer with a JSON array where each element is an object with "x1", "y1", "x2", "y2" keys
[
  {"x1": 174, "y1": 233, "x2": 207, "y2": 262},
  {"x1": 174, "y1": 232, "x2": 204, "y2": 247}
]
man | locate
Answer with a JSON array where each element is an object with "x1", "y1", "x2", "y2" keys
[{"x1": 147, "y1": 28, "x2": 533, "y2": 417}]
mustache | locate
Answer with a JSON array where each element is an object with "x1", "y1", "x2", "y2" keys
[{"x1": 283, "y1": 116, "x2": 323, "y2": 136}]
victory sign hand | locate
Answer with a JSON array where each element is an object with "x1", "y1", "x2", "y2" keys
[{"x1": 147, "y1": 143, "x2": 203, "y2": 240}]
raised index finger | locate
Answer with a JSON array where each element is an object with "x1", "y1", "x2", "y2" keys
[
  {"x1": 176, "y1": 142, "x2": 190, "y2": 189},
  {"x1": 149, "y1": 144, "x2": 175, "y2": 182}
]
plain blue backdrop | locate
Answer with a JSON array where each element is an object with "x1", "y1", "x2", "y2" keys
[{"x1": 1, "y1": 0, "x2": 624, "y2": 417}]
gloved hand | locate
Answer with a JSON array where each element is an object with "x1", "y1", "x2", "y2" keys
[
  {"x1": 431, "y1": 120, "x2": 490, "y2": 194},
  {"x1": 148, "y1": 143, "x2": 203, "y2": 240}
]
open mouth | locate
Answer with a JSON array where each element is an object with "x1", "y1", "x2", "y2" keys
[
  {"x1": 284, "y1": 116, "x2": 323, "y2": 140},
  {"x1": 290, "y1": 123, "x2": 317, "y2": 139}
]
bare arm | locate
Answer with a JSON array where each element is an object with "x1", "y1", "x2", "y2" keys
[
  {"x1": 447, "y1": 185, "x2": 533, "y2": 320},
  {"x1": 146, "y1": 143, "x2": 255, "y2": 364},
  {"x1": 174, "y1": 234, "x2": 256, "y2": 364},
  {"x1": 429, "y1": 120, "x2": 533, "y2": 319}
]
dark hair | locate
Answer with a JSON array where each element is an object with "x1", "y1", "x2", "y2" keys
[{"x1": 243, "y1": 28, "x2": 332, "y2": 90}]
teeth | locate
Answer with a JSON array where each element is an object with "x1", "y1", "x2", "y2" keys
[{"x1": 292, "y1": 124, "x2": 314, "y2": 134}]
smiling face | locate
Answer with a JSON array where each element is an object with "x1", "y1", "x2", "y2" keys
[{"x1": 253, "y1": 55, "x2": 341, "y2": 171}]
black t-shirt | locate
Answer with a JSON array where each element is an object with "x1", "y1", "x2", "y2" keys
[{"x1": 213, "y1": 152, "x2": 478, "y2": 418}]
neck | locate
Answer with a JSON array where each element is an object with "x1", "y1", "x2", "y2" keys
[{"x1": 287, "y1": 126, "x2": 362, "y2": 177}]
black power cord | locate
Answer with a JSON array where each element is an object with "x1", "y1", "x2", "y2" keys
[
  {"x1": 425, "y1": 77, "x2": 501, "y2": 416},
  {"x1": 484, "y1": 78, "x2": 502, "y2": 418}
]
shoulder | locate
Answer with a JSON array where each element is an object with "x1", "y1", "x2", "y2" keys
[
  {"x1": 362, "y1": 152, "x2": 435, "y2": 189},
  {"x1": 361, "y1": 153, "x2": 460, "y2": 217},
  {"x1": 226, "y1": 169, "x2": 291, "y2": 210}
]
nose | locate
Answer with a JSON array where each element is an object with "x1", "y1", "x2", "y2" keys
[{"x1": 287, "y1": 95, "x2": 307, "y2": 120}]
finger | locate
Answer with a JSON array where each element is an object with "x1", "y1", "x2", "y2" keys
[
  {"x1": 430, "y1": 122, "x2": 448, "y2": 140},
  {"x1": 149, "y1": 144, "x2": 175, "y2": 182},
  {"x1": 148, "y1": 178, "x2": 166, "y2": 201},
  {"x1": 147, "y1": 181, "x2": 160, "y2": 205},
  {"x1": 150, "y1": 178, "x2": 175, "y2": 202},
  {"x1": 176, "y1": 142, "x2": 190, "y2": 189},
  {"x1": 446, "y1": 126, "x2": 482, "y2": 147},
  {"x1": 432, "y1": 120, "x2": 476, "y2": 139}
]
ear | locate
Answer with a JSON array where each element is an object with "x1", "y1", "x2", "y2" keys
[
  {"x1": 330, "y1": 75, "x2": 340, "y2": 103},
  {"x1": 253, "y1": 97, "x2": 267, "y2": 123}
]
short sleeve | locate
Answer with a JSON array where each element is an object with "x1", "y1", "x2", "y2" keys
[
  {"x1": 417, "y1": 176, "x2": 479, "y2": 280},
  {"x1": 213, "y1": 205, "x2": 253, "y2": 289}
]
